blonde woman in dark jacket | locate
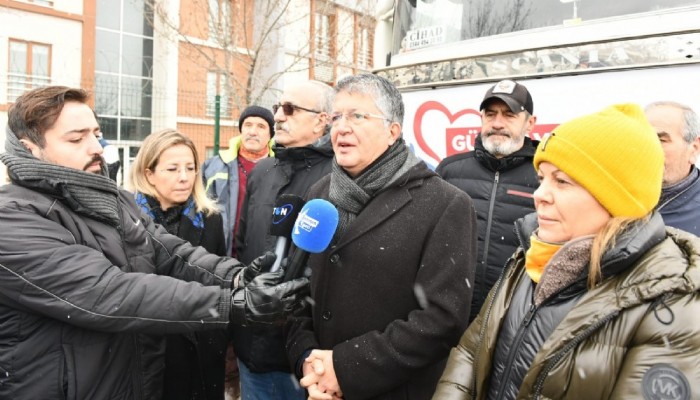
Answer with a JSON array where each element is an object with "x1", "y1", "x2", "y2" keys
[
  {"x1": 129, "y1": 129, "x2": 228, "y2": 400},
  {"x1": 434, "y1": 104, "x2": 700, "y2": 400}
]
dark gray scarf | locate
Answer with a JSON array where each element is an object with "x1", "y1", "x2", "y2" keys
[
  {"x1": 329, "y1": 139, "x2": 421, "y2": 236},
  {"x1": 0, "y1": 126, "x2": 121, "y2": 227}
]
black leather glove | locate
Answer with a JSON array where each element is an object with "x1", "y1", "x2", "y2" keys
[
  {"x1": 234, "y1": 251, "x2": 277, "y2": 289},
  {"x1": 230, "y1": 268, "x2": 309, "y2": 326}
]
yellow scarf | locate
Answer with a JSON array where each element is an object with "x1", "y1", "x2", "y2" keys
[{"x1": 525, "y1": 234, "x2": 563, "y2": 283}]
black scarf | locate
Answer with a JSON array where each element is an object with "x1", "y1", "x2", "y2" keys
[
  {"x1": 329, "y1": 139, "x2": 421, "y2": 236},
  {"x1": 0, "y1": 126, "x2": 121, "y2": 227}
]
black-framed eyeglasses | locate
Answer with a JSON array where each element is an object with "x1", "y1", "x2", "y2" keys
[{"x1": 273, "y1": 102, "x2": 321, "y2": 116}]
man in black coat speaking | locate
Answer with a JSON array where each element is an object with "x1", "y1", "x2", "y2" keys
[{"x1": 286, "y1": 74, "x2": 477, "y2": 400}]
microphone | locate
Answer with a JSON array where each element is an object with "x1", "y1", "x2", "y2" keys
[
  {"x1": 283, "y1": 199, "x2": 339, "y2": 281},
  {"x1": 269, "y1": 194, "x2": 306, "y2": 272}
]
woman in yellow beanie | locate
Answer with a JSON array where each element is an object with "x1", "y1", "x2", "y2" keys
[{"x1": 434, "y1": 104, "x2": 700, "y2": 400}]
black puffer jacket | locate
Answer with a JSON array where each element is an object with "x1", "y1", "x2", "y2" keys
[
  {"x1": 136, "y1": 194, "x2": 229, "y2": 400},
  {"x1": 436, "y1": 136, "x2": 538, "y2": 322},
  {"x1": 0, "y1": 185, "x2": 240, "y2": 400},
  {"x1": 232, "y1": 135, "x2": 334, "y2": 372}
]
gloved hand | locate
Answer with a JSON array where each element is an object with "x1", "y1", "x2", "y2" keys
[
  {"x1": 230, "y1": 268, "x2": 309, "y2": 326},
  {"x1": 233, "y1": 251, "x2": 277, "y2": 289}
]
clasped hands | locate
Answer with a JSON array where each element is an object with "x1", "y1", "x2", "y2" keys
[{"x1": 301, "y1": 350, "x2": 343, "y2": 400}]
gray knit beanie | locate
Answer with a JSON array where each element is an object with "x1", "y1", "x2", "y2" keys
[{"x1": 239, "y1": 105, "x2": 275, "y2": 137}]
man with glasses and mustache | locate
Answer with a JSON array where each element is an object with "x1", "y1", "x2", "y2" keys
[
  {"x1": 436, "y1": 79, "x2": 540, "y2": 324},
  {"x1": 232, "y1": 80, "x2": 335, "y2": 400},
  {"x1": 202, "y1": 105, "x2": 276, "y2": 399},
  {"x1": 0, "y1": 86, "x2": 310, "y2": 399}
]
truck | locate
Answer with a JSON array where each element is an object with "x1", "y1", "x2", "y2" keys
[{"x1": 373, "y1": 0, "x2": 700, "y2": 168}]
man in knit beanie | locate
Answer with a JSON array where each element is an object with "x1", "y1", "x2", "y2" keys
[
  {"x1": 645, "y1": 101, "x2": 700, "y2": 236},
  {"x1": 436, "y1": 79, "x2": 540, "y2": 323},
  {"x1": 203, "y1": 105, "x2": 275, "y2": 257}
]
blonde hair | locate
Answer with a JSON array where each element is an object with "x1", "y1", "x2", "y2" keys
[
  {"x1": 129, "y1": 128, "x2": 218, "y2": 215},
  {"x1": 588, "y1": 215, "x2": 650, "y2": 288}
]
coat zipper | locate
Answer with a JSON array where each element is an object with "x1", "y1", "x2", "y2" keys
[
  {"x1": 132, "y1": 335, "x2": 144, "y2": 399},
  {"x1": 482, "y1": 171, "x2": 500, "y2": 266},
  {"x1": 531, "y1": 310, "x2": 620, "y2": 397}
]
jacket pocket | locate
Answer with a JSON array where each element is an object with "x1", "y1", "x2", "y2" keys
[{"x1": 61, "y1": 344, "x2": 76, "y2": 400}]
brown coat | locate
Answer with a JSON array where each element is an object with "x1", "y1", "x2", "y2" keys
[{"x1": 433, "y1": 220, "x2": 700, "y2": 399}]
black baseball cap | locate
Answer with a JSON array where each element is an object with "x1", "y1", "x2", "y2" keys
[{"x1": 480, "y1": 79, "x2": 534, "y2": 115}]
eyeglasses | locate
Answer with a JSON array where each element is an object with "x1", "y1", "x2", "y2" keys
[
  {"x1": 272, "y1": 102, "x2": 321, "y2": 116},
  {"x1": 329, "y1": 111, "x2": 391, "y2": 126},
  {"x1": 156, "y1": 166, "x2": 197, "y2": 177}
]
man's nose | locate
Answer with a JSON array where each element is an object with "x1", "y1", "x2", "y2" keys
[
  {"x1": 492, "y1": 113, "x2": 506, "y2": 127},
  {"x1": 90, "y1": 135, "x2": 104, "y2": 155},
  {"x1": 274, "y1": 106, "x2": 286, "y2": 122}
]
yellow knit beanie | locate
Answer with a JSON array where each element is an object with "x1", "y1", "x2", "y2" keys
[{"x1": 533, "y1": 104, "x2": 663, "y2": 218}]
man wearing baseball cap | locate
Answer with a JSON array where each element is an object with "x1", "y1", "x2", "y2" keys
[{"x1": 436, "y1": 79, "x2": 540, "y2": 323}]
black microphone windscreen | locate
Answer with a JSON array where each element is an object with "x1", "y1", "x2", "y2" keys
[{"x1": 269, "y1": 194, "x2": 306, "y2": 237}]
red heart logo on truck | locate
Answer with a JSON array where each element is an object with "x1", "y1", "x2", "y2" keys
[{"x1": 413, "y1": 101, "x2": 481, "y2": 165}]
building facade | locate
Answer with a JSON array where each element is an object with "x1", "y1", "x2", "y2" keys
[{"x1": 0, "y1": 0, "x2": 376, "y2": 185}]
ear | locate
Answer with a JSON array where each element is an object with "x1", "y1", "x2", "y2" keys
[
  {"x1": 314, "y1": 113, "x2": 329, "y2": 135},
  {"x1": 19, "y1": 139, "x2": 41, "y2": 158},
  {"x1": 524, "y1": 114, "x2": 537, "y2": 135},
  {"x1": 145, "y1": 168, "x2": 156, "y2": 186},
  {"x1": 388, "y1": 122, "x2": 402, "y2": 146},
  {"x1": 689, "y1": 137, "x2": 700, "y2": 165}
]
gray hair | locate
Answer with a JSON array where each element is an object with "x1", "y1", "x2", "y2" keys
[
  {"x1": 335, "y1": 73, "x2": 404, "y2": 127},
  {"x1": 646, "y1": 101, "x2": 699, "y2": 144},
  {"x1": 307, "y1": 80, "x2": 334, "y2": 114}
]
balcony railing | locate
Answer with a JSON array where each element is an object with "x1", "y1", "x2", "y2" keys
[{"x1": 8, "y1": 73, "x2": 51, "y2": 102}]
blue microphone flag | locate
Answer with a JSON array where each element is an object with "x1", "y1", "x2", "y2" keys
[{"x1": 292, "y1": 199, "x2": 339, "y2": 253}]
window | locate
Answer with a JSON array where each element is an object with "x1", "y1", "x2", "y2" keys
[
  {"x1": 8, "y1": 40, "x2": 51, "y2": 102},
  {"x1": 206, "y1": 71, "x2": 232, "y2": 117},
  {"x1": 312, "y1": 2, "x2": 337, "y2": 83},
  {"x1": 315, "y1": 13, "x2": 332, "y2": 58},
  {"x1": 357, "y1": 25, "x2": 372, "y2": 68},
  {"x1": 209, "y1": 0, "x2": 231, "y2": 41},
  {"x1": 16, "y1": 0, "x2": 53, "y2": 7},
  {"x1": 393, "y1": 0, "x2": 700, "y2": 54}
]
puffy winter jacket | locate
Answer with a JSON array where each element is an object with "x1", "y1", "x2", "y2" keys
[
  {"x1": 433, "y1": 212, "x2": 700, "y2": 400},
  {"x1": 657, "y1": 165, "x2": 700, "y2": 236},
  {"x1": 436, "y1": 136, "x2": 539, "y2": 322},
  {"x1": 0, "y1": 184, "x2": 240, "y2": 400}
]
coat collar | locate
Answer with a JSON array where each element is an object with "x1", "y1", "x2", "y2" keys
[
  {"x1": 474, "y1": 135, "x2": 538, "y2": 172},
  {"x1": 332, "y1": 163, "x2": 435, "y2": 250}
]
